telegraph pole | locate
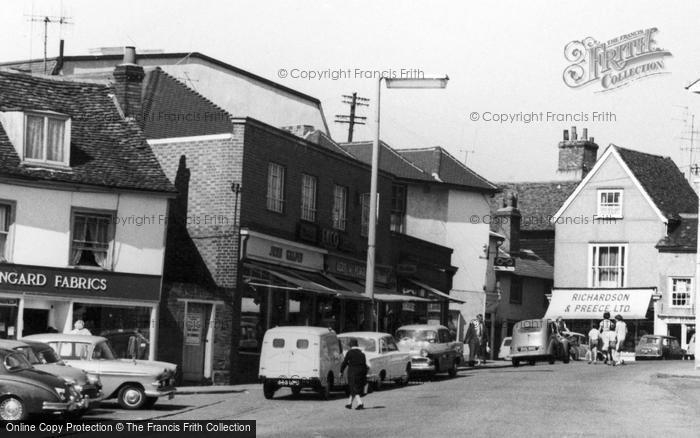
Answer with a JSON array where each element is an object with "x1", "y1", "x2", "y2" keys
[
  {"x1": 26, "y1": 14, "x2": 73, "y2": 74},
  {"x1": 335, "y1": 92, "x2": 369, "y2": 142},
  {"x1": 680, "y1": 113, "x2": 700, "y2": 182}
]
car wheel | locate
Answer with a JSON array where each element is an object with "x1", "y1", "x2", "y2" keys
[
  {"x1": 143, "y1": 397, "x2": 158, "y2": 409},
  {"x1": 400, "y1": 363, "x2": 411, "y2": 386},
  {"x1": 0, "y1": 396, "x2": 26, "y2": 421},
  {"x1": 448, "y1": 359, "x2": 458, "y2": 378},
  {"x1": 291, "y1": 386, "x2": 302, "y2": 397},
  {"x1": 263, "y1": 381, "x2": 276, "y2": 400},
  {"x1": 512, "y1": 359, "x2": 520, "y2": 367},
  {"x1": 118, "y1": 385, "x2": 147, "y2": 410}
]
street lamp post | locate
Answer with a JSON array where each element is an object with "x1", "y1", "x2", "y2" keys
[{"x1": 364, "y1": 75, "x2": 449, "y2": 331}]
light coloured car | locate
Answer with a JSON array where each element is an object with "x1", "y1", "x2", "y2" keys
[
  {"x1": 259, "y1": 326, "x2": 345, "y2": 400},
  {"x1": 510, "y1": 319, "x2": 569, "y2": 367},
  {"x1": 338, "y1": 332, "x2": 411, "y2": 390},
  {"x1": 24, "y1": 334, "x2": 176, "y2": 410},
  {"x1": 498, "y1": 337, "x2": 512, "y2": 360},
  {"x1": 395, "y1": 324, "x2": 463, "y2": 378},
  {"x1": 0, "y1": 339, "x2": 103, "y2": 410}
]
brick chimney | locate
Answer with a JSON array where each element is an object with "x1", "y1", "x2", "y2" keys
[
  {"x1": 494, "y1": 192, "x2": 521, "y2": 254},
  {"x1": 113, "y1": 46, "x2": 145, "y2": 121},
  {"x1": 555, "y1": 126, "x2": 598, "y2": 181},
  {"x1": 281, "y1": 125, "x2": 316, "y2": 139}
]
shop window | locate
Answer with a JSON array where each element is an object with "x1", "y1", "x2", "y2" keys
[
  {"x1": 0, "y1": 203, "x2": 12, "y2": 262},
  {"x1": 300, "y1": 174, "x2": 317, "y2": 222},
  {"x1": 70, "y1": 211, "x2": 114, "y2": 269},
  {"x1": 24, "y1": 113, "x2": 70, "y2": 166},
  {"x1": 670, "y1": 278, "x2": 693, "y2": 307},
  {"x1": 71, "y1": 303, "x2": 151, "y2": 359},
  {"x1": 266, "y1": 162, "x2": 285, "y2": 213},
  {"x1": 590, "y1": 244, "x2": 626, "y2": 287},
  {"x1": 390, "y1": 184, "x2": 406, "y2": 233},
  {"x1": 597, "y1": 190, "x2": 623, "y2": 218},
  {"x1": 332, "y1": 185, "x2": 347, "y2": 231},
  {"x1": 510, "y1": 276, "x2": 523, "y2": 304}
]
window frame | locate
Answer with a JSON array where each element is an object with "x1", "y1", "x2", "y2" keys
[
  {"x1": 266, "y1": 162, "x2": 286, "y2": 213},
  {"x1": 300, "y1": 173, "x2": 317, "y2": 222},
  {"x1": 22, "y1": 112, "x2": 71, "y2": 167},
  {"x1": 0, "y1": 201, "x2": 16, "y2": 263},
  {"x1": 589, "y1": 243, "x2": 628, "y2": 288},
  {"x1": 596, "y1": 189, "x2": 623, "y2": 219},
  {"x1": 332, "y1": 184, "x2": 348, "y2": 231},
  {"x1": 669, "y1": 277, "x2": 693, "y2": 308},
  {"x1": 390, "y1": 184, "x2": 407, "y2": 233},
  {"x1": 69, "y1": 208, "x2": 116, "y2": 270}
]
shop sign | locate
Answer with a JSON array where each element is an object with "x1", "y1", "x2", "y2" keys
[
  {"x1": 320, "y1": 228, "x2": 340, "y2": 249},
  {"x1": 326, "y1": 255, "x2": 391, "y2": 284},
  {"x1": 544, "y1": 288, "x2": 654, "y2": 319},
  {"x1": 185, "y1": 312, "x2": 203, "y2": 346},
  {"x1": 244, "y1": 233, "x2": 324, "y2": 270},
  {"x1": 402, "y1": 302, "x2": 416, "y2": 312},
  {"x1": 0, "y1": 263, "x2": 160, "y2": 301}
]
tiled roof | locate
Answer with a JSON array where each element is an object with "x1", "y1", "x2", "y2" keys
[
  {"x1": 140, "y1": 68, "x2": 232, "y2": 139},
  {"x1": 305, "y1": 131, "x2": 356, "y2": 158},
  {"x1": 498, "y1": 248, "x2": 553, "y2": 280},
  {"x1": 0, "y1": 71, "x2": 174, "y2": 193},
  {"x1": 614, "y1": 146, "x2": 698, "y2": 219},
  {"x1": 340, "y1": 141, "x2": 434, "y2": 182},
  {"x1": 397, "y1": 147, "x2": 499, "y2": 192},
  {"x1": 491, "y1": 181, "x2": 579, "y2": 231},
  {"x1": 0, "y1": 60, "x2": 59, "y2": 75},
  {"x1": 656, "y1": 215, "x2": 698, "y2": 252}
]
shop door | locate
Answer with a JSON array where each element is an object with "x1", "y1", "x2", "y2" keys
[
  {"x1": 182, "y1": 303, "x2": 211, "y2": 382},
  {"x1": 23, "y1": 309, "x2": 49, "y2": 336},
  {"x1": 0, "y1": 305, "x2": 18, "y2": 339}
]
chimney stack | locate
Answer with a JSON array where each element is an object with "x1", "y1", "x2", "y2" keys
[
  {"x1": 494, "y1": 192, "x2": 521, "y2": 254},
  {"x1": 113, "y1": 46, "x2": 145, "y2": 121},
  {"x1": 556, "y1": 126, "x2": 599, "y2": 181}
]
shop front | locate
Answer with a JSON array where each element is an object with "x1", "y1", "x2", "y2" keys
[{"x1": 0, "y1": 263, "x2": 161, "y2": 360}]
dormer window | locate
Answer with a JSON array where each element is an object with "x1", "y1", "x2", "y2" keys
[
  {"x1": 23, "y1": 113, "x2": 70, "y2": 166},
  {"x1": 597, "y1": 189, "x2": 623, "y2": 218}
]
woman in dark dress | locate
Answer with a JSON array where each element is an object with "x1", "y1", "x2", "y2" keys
[{"x1": 341, "y1": 338, "x2": 369, "y2": 410}]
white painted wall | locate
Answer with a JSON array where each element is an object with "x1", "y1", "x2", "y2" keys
[{"x1": 0, "y1": 183, "x2": 167, "y2": 275}]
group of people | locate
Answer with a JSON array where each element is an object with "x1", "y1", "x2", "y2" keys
[{"x1": 587, "y1": 312, "x2": 627, "y2": 366}]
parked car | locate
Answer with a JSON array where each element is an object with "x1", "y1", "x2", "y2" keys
[
  {"x1": 510, "y1": 319, "x2": 569, "y2": 367},
  {"x1": 258, "y1": 326, "x2": 345, "y2": 400},
  {"x1": 23, "y1": 334, "x2": 176, "y2": 409},
  {"x1": 0, "y1": 339, "x2": 103, "y2": 410},
  {"x1": 338, "y1": 332, "x2": 411, "y2": 389},
  {"x1": 0, "y1": 348, "x2": 87, "y2": 421},
  {"x1": 395, "y1": 324, "x2": 463, "y2": 378},
  {"x1": 498, "y1": 337, "x2": 512, "y2": 360},
  {"x1": 635, "y1": 335, "x2": 684, "y2": 360},
  {"x1": 100, "y1": 330, "x2": 150, "y2": 360}
]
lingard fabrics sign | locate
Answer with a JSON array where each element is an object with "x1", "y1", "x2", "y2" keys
[{"x1": 544, "y1": 288, "x2": 654, "y2": 320}]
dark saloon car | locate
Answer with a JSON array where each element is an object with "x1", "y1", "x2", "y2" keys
[
  {"x1": 635, "y1": 335, "x2": 684, "y2": 360},
  {"x1": 0, "y1": 348, "x2": 87, "y2": 421}
]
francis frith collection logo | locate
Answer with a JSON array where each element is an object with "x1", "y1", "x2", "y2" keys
[{"x1": 563, "y1": 28, "x2": 672, "y2": 91}]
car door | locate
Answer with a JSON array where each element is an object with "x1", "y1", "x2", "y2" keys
[
  {"x1": 374, "y1": 336, "x2": 390, "y2": 379},
  {"x1": 382, "y1": 336, "x2": 405, "y2": 379}
]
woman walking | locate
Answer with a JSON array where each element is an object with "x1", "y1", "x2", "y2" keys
[{"x1": 341, "y1": 338, "x2": 369, "y2": 410}]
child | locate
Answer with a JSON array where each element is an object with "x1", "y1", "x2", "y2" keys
[{"x1": 588, "y1": 323, "x2": 600, "y2": 364}]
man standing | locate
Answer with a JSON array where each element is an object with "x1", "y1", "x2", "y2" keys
[{"x1": 464, "y1": 314, "x2": 487, "y2": 367}]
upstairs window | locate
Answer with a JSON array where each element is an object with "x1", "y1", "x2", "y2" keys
[
  {"x1": 390, "y1": 184, "x2": 407, "y2": 233},
  {"x1": 0, "y1": 204, "x2": 12, "y2": 262},
  {"x1": 24, "y1": 113, "x2": 69, "y2": 166},
  {"x1": 597, "y1": 190, "x2": 623, "y2": 218},
  {"x1": 360, "y1": 193, "x2": 370, "y2": 237},
  {"x1": 266, "y1": 162, "x2": 285, "y2": 213},
  {"x1": 300, "y1": 174, "x2": 317, "y2": 222},
  {"x1": 71, "y1": 212, "x2": 113, "y2": 269},
  {"x1": 332, "y1": 185, "x2": 347, "y2": 231},
  {"x1": 670, "y1": 278, "x2": 692, "y2": 308},
  {"x1": 590, "y1": 244, "x2": 626, "y2": 288}
]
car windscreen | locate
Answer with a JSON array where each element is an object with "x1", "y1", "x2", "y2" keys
[
  {"x1": 14, "y1": 346, "x2": 41, "y2": 365},
  {"x1": 396, "y1": 329, "x2": 437, "y2": 343},
  {"x1": 642, "y1": 337, "x2": 659, "y2": 344},
  {"x1": 339, "y1": 337, "x2": 376, "y2": 352},
  {"x1": 92, "y1": 341, "x2": 117, "y2": 360},
  {"x1": 3, "y1": 352, "x2": 33, "y2": 372}
]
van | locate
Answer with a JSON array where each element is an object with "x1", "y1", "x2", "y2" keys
[
  {"x1": 510, "y1": 319, "x2": 569, "y2": 367},
  {"x1": 258, "y1": 326, "x2": 345, "y2": 400}
]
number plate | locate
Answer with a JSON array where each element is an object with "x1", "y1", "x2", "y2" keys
[{"x1": 277, "y1": 379, "x2": 300, "y2": 386}]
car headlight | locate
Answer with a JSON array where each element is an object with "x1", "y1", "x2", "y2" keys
[
  {"x1": 87, "y1": 373, "x2": 101, "y2": 385},
  {"x1": 420, "y1": 349, "x2": 428, "y2": 358},
  {"x1": 55, "y1": 387, "x2": 67, "y2": 401}
]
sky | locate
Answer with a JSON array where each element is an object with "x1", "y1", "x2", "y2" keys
[{"x1": 3, "y1": 0, "x2": 700, "y2": 183}]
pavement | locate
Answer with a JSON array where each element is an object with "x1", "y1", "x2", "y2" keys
[{"x1": 651, "y1": 358, "x2": 700, "y2": 379}]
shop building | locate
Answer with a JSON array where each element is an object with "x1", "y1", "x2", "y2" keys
[
  {"x1": 551, "y1": 144, "x2": 697, "y2": 344},
  {"x1": 0, "y1": 70, "x2": 174, "y2": 358}
]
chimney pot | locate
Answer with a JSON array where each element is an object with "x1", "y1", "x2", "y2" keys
[
  {"x1": 563, "y1": 129, "x2": 569, "y2": 141},
  {"x1": 590, "y1": 137, "x2": 594, "y2": 143},
  {"x1": 582, "y1": 128, "x2": 588, "y2": 140},
  {"x1": 123, "y1": 46, "x2": 137, "y2": 65},
  {"x1": 571, "y1": 126, "x2": 577, "y2": 140}
]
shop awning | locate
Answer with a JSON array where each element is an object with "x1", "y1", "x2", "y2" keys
[
  {"x1": 374, "y1": 293, "x2": 433, "y2": 303},
  {"x1": 544, "y1": 288, "x2": 655, "y2": 320},
  {"x1": 408, "y1": 280, "x2": 467, "y2": 304},
  {"x1": 243, "y1": 262, "x2": 336, "y2": 295},
  {"x1": 324, "y1": 275, "x2": 370, "y2": 301}
]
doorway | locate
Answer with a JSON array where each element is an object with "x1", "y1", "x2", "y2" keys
[
  {"x1": 182, "y1": 302, "x2": 213, "y2": 383},
  {"x1": 23, "y1": 309, "x2": 49, "y2": 336},
  {"x1": 0, "y1": 305, "x2": 17, "y2": 339}
]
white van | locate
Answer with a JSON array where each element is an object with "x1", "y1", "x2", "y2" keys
[{"x1": 258, "y1": 326, "x2": 345, "y2": 399}]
